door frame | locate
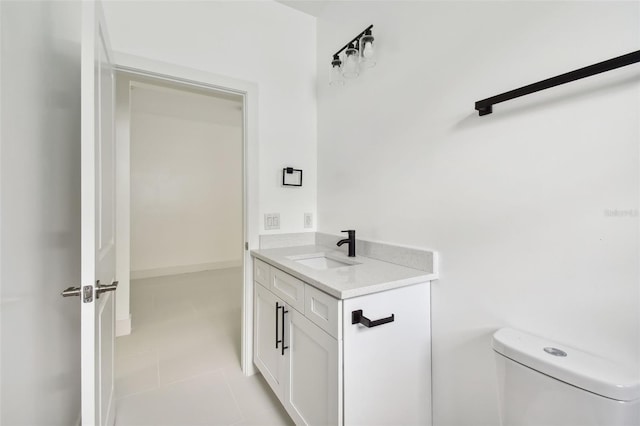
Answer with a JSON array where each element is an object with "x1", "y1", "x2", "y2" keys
[{"x1": 113, "y1": 52, "x2": 259, "y2": 376}]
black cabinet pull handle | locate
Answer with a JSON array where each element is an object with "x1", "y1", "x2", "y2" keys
[
  {"x1": 281, "y1": 306, "x2": 289, "y2": 356},
  {"x1": 275, "y1": 302, "x2": 281, "y2": 349},
  {"x1": 351, "y1": 309, "x2": 395, "y2": 328}
]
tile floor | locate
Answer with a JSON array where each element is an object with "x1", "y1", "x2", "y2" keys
[{"x1": 115, "y1": 268, "x2": 293, "y2": 426}]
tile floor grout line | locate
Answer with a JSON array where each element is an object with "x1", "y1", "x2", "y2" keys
[
  {"x1": 221, "y1": 367, "x2": 247, "y2": 425},
  {"x1": 115, "y1": 366, "x2": 226, "y2": 402},
  {"x1": 156, "y1": 347, "x2": 161, "y2": 392},
  {"x1": 115, "y1": 349, "x2": 156, "y2": 362},
  {"x1": 115, "y1": 384, "x2": 161, "y2": 401},
  {"x1": 154, "y1": 294, "x2": 161, "y2": 391},
  {"x1": 115, "y1": 352, "x2": 162, "y2": 401},
  {"x1": 156, "y1": 365, "x2": 232, "y2": 389}
]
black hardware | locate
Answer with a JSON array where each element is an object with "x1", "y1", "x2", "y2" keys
[
  {"x1": 352, "y1": 309, "x2": 395, "y2": 328},
  {"x1": 337, "y1": 230, "x2": 356, "y2": 257},
  {"x1": 333, "y1": 24, "x2": 373, "y2": 59},
  {"x1": 281, "y1": 306, "x2": 289, "y2": 355},
  {"x1": 475, "y1": 50, "x2": 640, "y2": 116},
  {"x1": 331, "y1": 54, "x2": 342, "y2": 69},
  {"x1": 282, "y1": 168, "x2": 303, "y2": 187},
  {"x1": 346, "y1": 40, "x2": 359, "y2": 55},
  {"x1": 275, "y1": 302, "x2": 281, "y2": 349}
]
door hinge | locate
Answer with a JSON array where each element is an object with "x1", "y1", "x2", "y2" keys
[
  {"x1": 83, "y1": 285, "x2": 93, "y2": 303},
  {"x1": 245, "y1": 242, "x2": 249, "y2": 251}
]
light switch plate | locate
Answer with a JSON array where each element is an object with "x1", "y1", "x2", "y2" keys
[{"x1": 264, "y1": 213, "x2": 280, "y2": 230}]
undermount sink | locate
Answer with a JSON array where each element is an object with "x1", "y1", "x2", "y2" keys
[{"x1": 287, "y1": 253, "x2": 360, "y2": 270}]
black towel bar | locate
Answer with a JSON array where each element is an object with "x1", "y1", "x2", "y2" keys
[{"x1": 475, "y1": 50, "x2": 640, "y2": 116}]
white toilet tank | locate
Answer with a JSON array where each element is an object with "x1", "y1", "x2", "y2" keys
[{"x1": 492, "y1": 328, "x2": 640, "y2": 426}]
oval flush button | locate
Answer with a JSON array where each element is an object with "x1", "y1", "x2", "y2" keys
[{"x1": 544, "y1": 347, "x2": 567, "y2": 357}]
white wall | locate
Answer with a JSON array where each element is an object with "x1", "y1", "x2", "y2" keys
[
  {"x1": 103, "y1": 0, "x2": 317, "y2": 235},
  {"x1": 130, "y1": 83, "x2": 243, "y2": 275},
  {"x1": 316, "y1": 2, "x2": 639, "y2": 425},
  {"x1": 0, "y1": 1, "x2": 82, "y2": 424}
]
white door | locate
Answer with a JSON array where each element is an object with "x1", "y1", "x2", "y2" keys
[
  {"x1": 284, "y1": 308, "x2": 339, "y2": 426},
  {"x1": 81, "y1": 1, "x2": 117, "y2": 425}
]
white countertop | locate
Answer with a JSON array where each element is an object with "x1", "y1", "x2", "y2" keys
[{"x1": 251, "y1": 245, "x2": 435, "y2": 299}]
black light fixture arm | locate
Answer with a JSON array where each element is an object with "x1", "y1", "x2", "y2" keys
[
  {"x1": 475, "y1": 50, "x2": 640, "y2": 116},
  {"x1": 333, "y1": 24, "x2": 374, "y2": 58}
]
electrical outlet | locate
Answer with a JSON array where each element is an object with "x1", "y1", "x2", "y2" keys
[
  {"x1": 304, "y1": 213, "x2": 313, "y2": 229},
  {"x1": 264, "y1": 213, "x2": 280, "y2": 230}
]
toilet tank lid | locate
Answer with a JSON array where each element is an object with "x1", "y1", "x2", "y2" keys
[{"x1": 492, "y1": 328, "x2": 640, "y2": 402}]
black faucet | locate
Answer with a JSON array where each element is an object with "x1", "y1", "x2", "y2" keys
[{"x1": 337, "y1": 230, "x2": 356, "y2": 257}]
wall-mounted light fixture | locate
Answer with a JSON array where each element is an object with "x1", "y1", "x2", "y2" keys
[{"x1": 330, "y1": 24, "x2": 376, "y2": 86}]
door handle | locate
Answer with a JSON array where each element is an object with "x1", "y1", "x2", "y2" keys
[
  {"x1": 96, "y1": 280, "x2": 118, "y2": 298},
  {"x1": 62, "y1": 281, "x2": 119, "y2": 298},
  {"x1": 351, "y1": 309, "x2": 395, "y2": 328},
  {"x1": 281, "y1": 306, "x2": 289, "y2": 356},
  {"x1": 61, "y1": 285, "x2": 94, "y2": 303},
  {"x1": 61, "y1": 286, "x2": 81, "y2": 297},
  {"x1": 275, "y1": 302, "x2": 281, "y2": 349}
]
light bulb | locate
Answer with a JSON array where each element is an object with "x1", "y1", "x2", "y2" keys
[
  {"x1": 363, "y1": 41, "x2": 374, "y2": 58},
  {"x1": 329, "y1": 55, "x2": 345, "y2": 86},
  {"x1": 342, "y1": 44, "x2": 360, "y2": 79},
  {"x1": 330, "y1": 65, "x2": 345, "y2": 86},
  {"x1": 360, "y1": 32, "x2": 376, "y2": 68}
]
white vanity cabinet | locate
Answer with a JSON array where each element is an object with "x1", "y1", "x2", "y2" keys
[
  {"x1": 253, "y1": 257, "x2": 431, "y2": 426},
  {"x1": 254, "y1": 260, "x2": 340, "y2": 425}
]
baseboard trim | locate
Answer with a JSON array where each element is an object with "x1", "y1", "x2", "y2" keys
[
  {"x1": 130, "y1": 260, "x2": 242, "y2": 280},
  {"x1": 246, "y1": 362, "x2": 257, "y2": 377},
  {"x1": 116, "y1": 314, "x2": 132, "y2": 337}
]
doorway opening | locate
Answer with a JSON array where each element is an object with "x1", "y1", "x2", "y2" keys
[
  {"x1": 115, "y1": 53, "x2": 259, "y2": 376},
  {"x1": 111, "y1": 57, "x2": 260, "y2": 378},
  {"x1": 115, "y1": 70, "x2": 244, "y2": 341},
  {"x1": 110, "y1": 68, "x2": 282, "y2": 422}
]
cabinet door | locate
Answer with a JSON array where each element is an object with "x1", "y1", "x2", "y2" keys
[
  {"x1": 284, "y1": 308, "x2": 340, "y2": 426},
  {"x1": 254, "y1": 283, "x2": 285, "y2": 397},
  {"x1": 343, "y1": 282, "x2": 431, "y2": 426}
]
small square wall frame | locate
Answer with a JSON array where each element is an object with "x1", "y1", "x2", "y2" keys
[{"x1": 282, "y1": 167, "x2": 303, "y2": 187}]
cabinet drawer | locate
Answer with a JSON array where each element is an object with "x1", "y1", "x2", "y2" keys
[
  {"x1": 305, "y1": 284, "x2": 341, "y2": 339},
  {"x1": 271, "y1": 268, "x2": 305, "y2": 313},
  {"x1": 254, "y1": 258, "x2": 271, "y2": 287}
]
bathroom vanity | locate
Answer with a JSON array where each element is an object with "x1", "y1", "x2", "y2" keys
[{"x1": 251, "y1": 244, "x2": 436, "y2": 426}]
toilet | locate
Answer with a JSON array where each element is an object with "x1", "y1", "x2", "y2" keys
[{"x1": 492, "y1": 328, "x2": 640, "y2": 426}]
